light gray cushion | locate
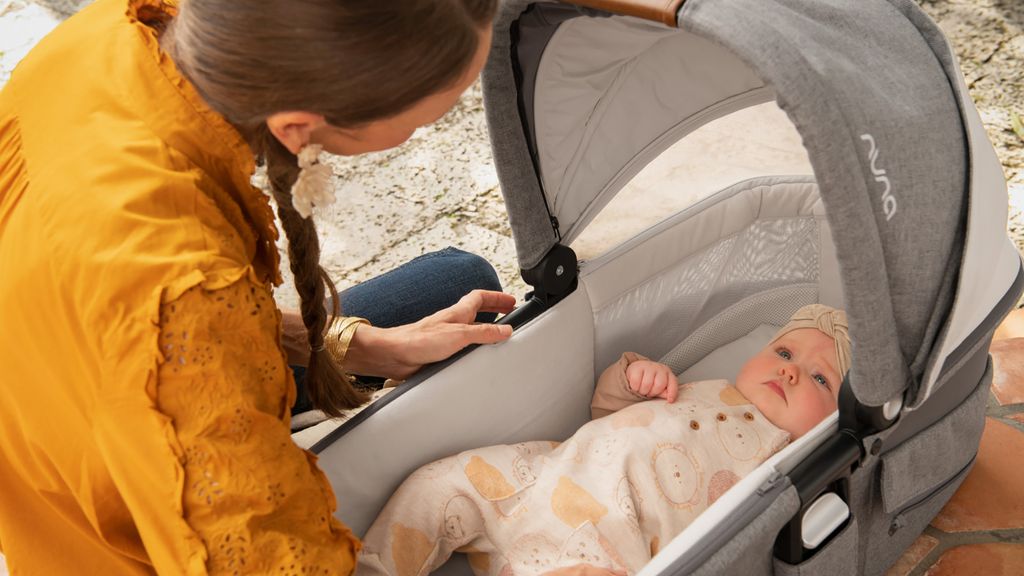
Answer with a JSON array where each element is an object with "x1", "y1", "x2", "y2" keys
[{"x1": 676, "y1": 324, "x2": 779, "y2": 384}]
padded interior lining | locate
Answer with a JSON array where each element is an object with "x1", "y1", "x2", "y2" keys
[
  {"x1": 431, "y1": 321, "x2": 837, "y2": 576},
  {"x1": 674, "y1": 323, "x2": 781, "y2": 384},
  {"x1": 303, "y1": 176, "x2": 845, "y2": 576},
  {"x1": 533, "y1": 14, "x2": 768, "y2": 243},
  {"x1": 583, "y1": 177, "x2": 829, "y2": 378},
  {"x1": 313, "y1": 287, "x2": 598, "y2": 538},
  {"x1": 662, "y1": 287, "x2": 816, "y2": 377}
]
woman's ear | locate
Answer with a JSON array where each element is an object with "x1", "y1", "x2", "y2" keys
[{"x1": 266, "y1": 111, "x2": 327, "y2": 155}]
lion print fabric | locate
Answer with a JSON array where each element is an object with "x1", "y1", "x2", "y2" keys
[{"x1": 358, "y1": 380, "x2": 789, "y2": 576}]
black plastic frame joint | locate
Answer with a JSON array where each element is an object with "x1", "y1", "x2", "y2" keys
[{"x1": 520, "y1": 243, "x2": 578, "y2": 308}]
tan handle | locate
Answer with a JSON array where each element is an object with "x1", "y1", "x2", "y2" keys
[{"x1": 560, "y1": 0, "x2": 685, "y2": 27}]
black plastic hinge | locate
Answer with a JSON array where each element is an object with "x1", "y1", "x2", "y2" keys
[
  {"x1": 520, "y1": 243, "x2": 578, "y2": 307},
  {"x1": 838, "y1": 371, "x2": 901, "y2": 439}
]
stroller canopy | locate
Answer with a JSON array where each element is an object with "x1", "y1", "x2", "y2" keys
[{"x1": 482, "y1": 0, "x2": 1020, "y2": 413}]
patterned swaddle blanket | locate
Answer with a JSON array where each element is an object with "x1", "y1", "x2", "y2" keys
[{"x1": 359, "y1": 380, "x2": 790, "y2": 576}]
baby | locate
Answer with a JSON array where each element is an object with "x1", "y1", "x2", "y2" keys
[{"x1": 358, "y1": 304, "x2": 851, "y2": 576}]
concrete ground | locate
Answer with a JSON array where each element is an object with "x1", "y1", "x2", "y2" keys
[{"x1": 1, "y1": 0, "x2": 1022, "y2": 574}]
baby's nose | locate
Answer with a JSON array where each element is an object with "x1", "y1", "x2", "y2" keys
[{"x1": 778, "y1": 365, "x2": 797, "y2": 383}]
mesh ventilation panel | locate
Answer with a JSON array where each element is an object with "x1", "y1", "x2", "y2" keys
[{"x1": 594, "y1": 217, "x2": 821, "y2": 371}]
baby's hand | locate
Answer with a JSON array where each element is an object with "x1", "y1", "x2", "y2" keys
[{"x1": 625, "y1": 360, "x2": 679, "y2": 402}]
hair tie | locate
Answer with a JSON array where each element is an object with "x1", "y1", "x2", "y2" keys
[
  {"x1": 309, "y1": 333, "x2": 326, "y2": 353},
  {"x1": 290, "y1": 144, "x2": 336, "y2": 218}
]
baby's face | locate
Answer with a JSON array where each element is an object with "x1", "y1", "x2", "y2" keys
[{"x1": 735, "y1": 328, "x2": 842, "y2": 439}]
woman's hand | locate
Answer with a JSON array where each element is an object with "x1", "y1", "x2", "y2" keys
[
  {"x1": 344, "y1": 289, "x2": 516, "y2": 380},
  {"x1": 625, "y1": 359, "x2": 679, "y2": 402}
]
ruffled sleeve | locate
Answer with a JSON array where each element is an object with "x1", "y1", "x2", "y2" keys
[{"x1": 146, "y1": 276, "x2": 359, "y2": 574}]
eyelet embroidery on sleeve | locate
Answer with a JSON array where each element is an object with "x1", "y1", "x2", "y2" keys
[
  {"x1": 156, "y1": 278, "x2": 358, "y2": 573},
  {"x1": 265, "y1": 482, "x2": 287, "y2": 507},
  {"x1": 193, "y1": 469, "x2": 226, "y2": 507},
  {"x1": 210, "y1": 528, "x2": 251, "y2": 575},
  {"x1": 226, "y1": 407, "x2": 253, "y2": 441},
  {"x1": 272, "y1": 537, "x2": 334, "y2": 576}
]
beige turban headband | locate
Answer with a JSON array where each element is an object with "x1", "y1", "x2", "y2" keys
[{"x1": 770, "y1": 304, "x2": 852, "y2": 378}]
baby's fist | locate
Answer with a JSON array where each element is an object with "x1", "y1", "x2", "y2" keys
[{"x1": 625, "y1": 360, "x2": 679, "y2": 403}]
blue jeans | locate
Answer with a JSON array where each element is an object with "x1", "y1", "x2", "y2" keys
[{"x1": 291, "y1": 247, "x2": 502, "y2": 414}]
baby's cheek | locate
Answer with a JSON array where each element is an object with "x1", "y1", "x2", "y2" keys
[
  {"x1": 820, "y1": 389, "x2": 840, "y2": 416},
  {"x1": 733, "y1": 368, "x2": 753, "y2": 390},
  {"x1": 802, "y1": 396, "x2": 837, "y2": 428},
  {"x1": 733, "y1": 378, "x2": 756, "y2": 403}
]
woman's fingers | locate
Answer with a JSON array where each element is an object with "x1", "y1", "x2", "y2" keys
[
  {"x1": 436, "y1": 289, "x2": 517, "y2": 323},
  {"x1": 398, "y1": 321, "x2": 511, "y2": 369},
  {"x1": 456, "y1": 322, "x2": 513, "y2": 345},
  {"x1": 469, "y1": 289, "x2": 517, "y2": 313}
]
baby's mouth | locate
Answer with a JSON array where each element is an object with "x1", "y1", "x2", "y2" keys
[{"x1": 765, "y1": 380, "x2": 787, "y2": 404}]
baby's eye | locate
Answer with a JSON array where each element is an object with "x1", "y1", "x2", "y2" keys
[
  {"x1": 814, "y1": 374, "x2": 830, "y2": 389},
  {"x1": 776, "y1": 348, "x2": 792, "y2": 360}
]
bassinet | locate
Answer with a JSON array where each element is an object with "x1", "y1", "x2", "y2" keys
[{"x1": 301, "y1": 1, "x2": 1023, "y2": 574}]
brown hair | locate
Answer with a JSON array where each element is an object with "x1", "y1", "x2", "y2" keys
[{"x1": 163, "y1": 0, "x2": 498, "y2": 416}]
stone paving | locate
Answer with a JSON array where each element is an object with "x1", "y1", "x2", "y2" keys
[{"x1": 1, "y1": 0, "x2": 1023, "y2": 574}]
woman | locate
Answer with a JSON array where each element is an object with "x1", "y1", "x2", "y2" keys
[{"x1": 0, "y1": 0, "x2": 512, "y2": 573}]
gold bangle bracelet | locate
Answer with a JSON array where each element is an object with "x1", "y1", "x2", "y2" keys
[{"x1": 324, "y1": 316, "x2": 370, "y2": 366}]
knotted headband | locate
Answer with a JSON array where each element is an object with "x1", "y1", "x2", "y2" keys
[{"x1": 771, "y1": 304, "x2": 851, "y2": 378}]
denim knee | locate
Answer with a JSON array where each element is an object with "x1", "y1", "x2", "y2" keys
[
  {"x1": 431, "y1": 248, "x2": 503, "y2": 324},
  {"x1": 436, "y1": 247, "x2": 503, "y2": 293},
  {"x1": 336, "y1": 247, "x2": 505, "y2": 328}
]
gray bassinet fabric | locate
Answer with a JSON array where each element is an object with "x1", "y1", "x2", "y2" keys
[
  {"x1": 531, "y1": 15, "x2": 769, "y2": 242},
  {"x1": 482, "y1": 1, "x2": 561, "y2": 268},
  {"x1": 688, "y1": 486, "x2": 801, "y2": 575},
  {"x1": 485, "y1": 0, "x2": 970, "y2": 407},
  {"x1": 679, "y1": 0, "x2": 966, "y2": 407}
]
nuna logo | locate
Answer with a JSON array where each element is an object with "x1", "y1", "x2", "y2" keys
[{"x1": 860, "y1": 133, "x2": 897, "y2": 221}]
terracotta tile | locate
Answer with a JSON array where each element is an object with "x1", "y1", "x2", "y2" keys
[
  {"x1": 925, "y1": 543, "x2": 1024, "y2": 576},
  {"x1": 932, "y1": 418, "x2": 1024, "y2": 532},
  {"x1": 885, "y1": 534, "x2": 939, "y2": 576},
  {"x1": 990, "y1": 338, "x2": 1024, "y2": 406},
  {"x1": 993, "y1": 308, "x2": 1024, "y2": 341}
]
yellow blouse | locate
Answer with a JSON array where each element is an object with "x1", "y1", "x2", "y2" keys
[{"x1": 0, "y1": 0, "x2": 359, "y2": 573}]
